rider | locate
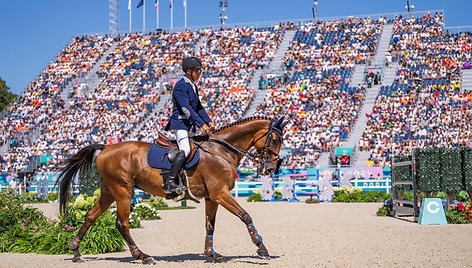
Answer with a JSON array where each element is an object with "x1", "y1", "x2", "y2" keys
[{"x1": 163, "y1": 56, "x2": 215, "y2": 194}]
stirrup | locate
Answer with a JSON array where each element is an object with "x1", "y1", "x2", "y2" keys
[{"x1": 163, "y1": 181, "x2": 187, "y2": 194}]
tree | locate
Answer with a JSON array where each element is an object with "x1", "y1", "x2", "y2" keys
[{"x1": 0, "y1": 77, "x2": 17, "y2": 112}]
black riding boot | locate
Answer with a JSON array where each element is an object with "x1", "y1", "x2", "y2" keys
[{"x1": 163, "y1": 150, "x2": 188, "y2": 194}]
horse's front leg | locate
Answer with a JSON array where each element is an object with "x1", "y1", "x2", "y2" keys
[
  {"x1": 215, "y1": 190, "x2": 270, "y2": 260},
  {"x1": 204, "y1": 198, "x2": 226, "y2": 263}
]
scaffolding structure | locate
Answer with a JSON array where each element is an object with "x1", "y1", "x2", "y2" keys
[{"x1": 109, "y1": 0, "x2": 119, "y2": 33}]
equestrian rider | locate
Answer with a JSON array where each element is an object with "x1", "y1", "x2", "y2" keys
[{"x1": 163, "y1": 56, "x2": 215, "y2": 194}]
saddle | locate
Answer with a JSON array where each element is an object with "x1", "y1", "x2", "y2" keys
[
  {"x1": 149, "y1": 132, "x2": 204, "y2": 203},
  {"x1": 154, "y1": 132, "x2": 198, "y2": 163}
]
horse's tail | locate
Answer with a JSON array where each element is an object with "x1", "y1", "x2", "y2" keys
[{"x1": 57, "y1": 144, "x2": 106, "y2": 216}]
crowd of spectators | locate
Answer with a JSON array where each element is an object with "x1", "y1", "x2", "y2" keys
[
  {"x1": 0, "y1": 35, "x2": 115, "y2": 172},
  {"x1": 360, "y1": 13, "x2": 472, "y2": 166},
  {"x1": 282, "y1": 18, "x2": 382, "y2": 73},
  {"x1": 128, "y1": 26, "x2": 284, "y2": 142},
  {"x1": 252, "y1": 80, "x2": 365, "y2": 169},
  {"x1": 197, "y1": 26, "x2": 283, "y2": 126},
  {"x1": 247, "y1": 18, "x2": 381, "y2": 169}
]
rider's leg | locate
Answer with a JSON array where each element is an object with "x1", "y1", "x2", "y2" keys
[
  {"x1": 175, "y1": 129, "x2": 191, "y2": 157},
  {"x1": 163, "y1": 130, "x2": 189, "y2": 194}
]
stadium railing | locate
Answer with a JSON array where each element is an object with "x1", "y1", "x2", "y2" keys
[
  {"x1": 445, "y1": 25, "x2": 472, "y2": 33},
  {"x1": 75, "y1": 10, "x2": 445, "y2": 36}
]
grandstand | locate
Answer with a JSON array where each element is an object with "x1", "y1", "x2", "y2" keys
[{"x1": 1, "y1": 9, "x2": 472, "y2": 185}]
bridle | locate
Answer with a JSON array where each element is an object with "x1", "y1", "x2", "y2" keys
[{"x1": 203, "y1": 119, "x2": 283, "y2": 169}]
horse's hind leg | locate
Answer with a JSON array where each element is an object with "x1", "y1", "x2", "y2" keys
[
  {"x1": 115, "y1": 196, "x2": 155, "y2": 265},
  {"x1": 70, "y1": 187, "x2": 115, "y2": 263},
  {"x1": 215, "y1": 191, "x2": 270, "y2": 260},
  {"x1": 204, "y1": 198, "x2": 226, "y2": 263}
]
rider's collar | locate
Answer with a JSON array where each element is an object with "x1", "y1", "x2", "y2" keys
[
  {"x1": 182, "y1": 76, "x2": 197, "y2": 92},
  {"x1": 183, "y1": 76, "x2": 195, "y2": 86}
]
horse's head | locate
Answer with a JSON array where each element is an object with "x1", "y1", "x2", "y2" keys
[{"x1": 254, "y1": 116, "x2": 288, "y2": 175}]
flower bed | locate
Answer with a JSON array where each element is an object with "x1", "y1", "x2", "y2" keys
[
  {"x1": 445, "y1": 201, "x2": 472, "y2": 224},
  {"x1": 0, "y1": 188, "x2": 125, "y2": 254}
]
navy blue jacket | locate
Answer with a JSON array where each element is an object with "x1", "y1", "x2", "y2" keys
[{"x1": 165, "y1": 76, "x2": 212, "y2": 131}]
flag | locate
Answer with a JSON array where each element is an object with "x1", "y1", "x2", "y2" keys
[
  {"x1": 183, "y1": 0, "x2": 186, "y2": 8},
  {"x1": 155, "y1": 0, "x2": 159, "y2": 9},
  {"x1": 128, "y1": 0, "x2": 131, "y2": 10},
  {"x1": 137, "y1": 0, "x2": 143, "y2": 8},
  {"x1": 169, "y1": 0, "x2": 172, "y2": 8}
]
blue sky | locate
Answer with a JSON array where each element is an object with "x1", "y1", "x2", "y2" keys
[{"x1": 0, "y1": 0, "x2": 470, "y2": 95}]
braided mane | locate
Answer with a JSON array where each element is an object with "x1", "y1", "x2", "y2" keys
[{"x1": 213, "y1": 116, "x2": 271, "y2": 133}]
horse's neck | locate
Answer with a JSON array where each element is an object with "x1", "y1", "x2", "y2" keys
[{"x1": 216, "y1": 120, "x2": 269, "y2": 152}]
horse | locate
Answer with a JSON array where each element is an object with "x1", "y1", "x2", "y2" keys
[{"x1": 57, "y1": 116, "x2": 287, "y2": 264}]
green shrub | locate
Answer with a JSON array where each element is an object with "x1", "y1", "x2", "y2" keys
[
  {"x1": 131, "y1": 203, "x2": 161, "y2": 221},
  {"x1": 274, "y1": 189, "x2": 282, "y2": 200},
  {"x1": 332, "y1": 187, "x2": 392, "y2": 203},
  {"x1": 377, "y1": 205, "x2": 392, "y2": 216},
  {"x1": 148, "y1": 196, "x2": 168, "y2": 208},
  {"x1": 246, "y1": 189, "x2": 282, "y2": 202},
  {"x1": 247, "y1": 190, "x2": 262, "y2": 202},
  {"x1": 455, "y1": 191, "x2": 470, "y2": 202},
  {"x1": 305, "y1": 196, "x2": 319, "y2": 204},
  {"x1": 0, "y1": 188, "x2": 125, "y2": 254},
  {"x1": 376, "y1": 199, "x2": 393, "y2": 217},
  {"x1": 48, "y1": 192, "x2": 58, "y2": 202},
  {"x1": 402, "y1": 191, "x2": 415, "y2": 201},
  {"x1": 19, "y1": 193, "x2": 49, "y2": 203},
  {"x1": 0, "y1": 189, "x2": 47, "y2": 234}
]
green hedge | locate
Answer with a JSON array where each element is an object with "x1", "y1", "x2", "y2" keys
[
  {"x1": 441, "y1": 148, "x2": 463, "y2": 192},
  {"x1": 394, "y1": 147, "x2": 472, "y2": 193},
  {"x1": 416, "y1": 147, "x2": 441, "y2": 192},
  {"x1": 463, "y1": 148, "x2": 472, "y2": 191}
]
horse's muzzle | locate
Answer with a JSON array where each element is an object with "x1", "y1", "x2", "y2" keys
[{"x1": 264, "y1": 168, "x2": 274, "y2": 175}]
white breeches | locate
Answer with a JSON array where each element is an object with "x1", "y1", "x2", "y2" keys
[{"x1": 175, "y1": 129, "x2": 190, "y2": 157}]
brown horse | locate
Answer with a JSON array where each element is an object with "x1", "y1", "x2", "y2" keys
[{"x1": 58, "y1": 116, "x2": 287, "y2": 264}]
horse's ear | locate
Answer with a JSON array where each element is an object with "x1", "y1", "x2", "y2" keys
[
  {"x1": 276, "y1": 116, "x2": 289, "y2": 129},
  {"x1": 275, "y1": 116, "x2": 285, "y2": 128},
  {"x1": 280, "y1": 119, "x2": 289, "y2": 129}
]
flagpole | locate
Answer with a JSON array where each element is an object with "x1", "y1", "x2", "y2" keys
[
  {"x1": 143, "y1": 0, "x2": 146, "y2": 33},
  {"x1": 129, "y1": 0, "x2": 132, "y2": 32},
  {"x1": 170, "y1": 0, "x2": 173, "y2": 32},
  {"x1": 184, "y1": 0, "x2": 187, "y2": 29},
  {"x1": 156, "y1": 0, "x2": 159, "y2": 29}
]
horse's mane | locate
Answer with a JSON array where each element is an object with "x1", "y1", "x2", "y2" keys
[{"x1": 213, "y1": 115, "x2": 271, "y2": 133}]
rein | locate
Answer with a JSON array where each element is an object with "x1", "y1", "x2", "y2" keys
[{"x1": 196, "y1": 119, "x2": 283, "y2": 168}]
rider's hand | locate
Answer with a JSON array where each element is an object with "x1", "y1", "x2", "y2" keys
[
  {"x1": 202, "y1": 124, "x2": 211, "y2": 134},
  {"x1": 208, "y1": 122, "x2": 215, "y2": 131}
]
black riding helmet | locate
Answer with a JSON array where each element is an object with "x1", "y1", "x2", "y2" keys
[{"x1": 182, "y1": 56, "x2": 202, "y2": 73}]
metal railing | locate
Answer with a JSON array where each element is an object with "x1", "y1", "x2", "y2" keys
[
  {"x1": 445, "y1": 25, "x2": 472, "y2": 34},
  {"x1": 391, "y1": 151, "x2": 420, "y2": 221},
  {"x1": 75, "y1": 10, "x2": 445, "y2": 36}
]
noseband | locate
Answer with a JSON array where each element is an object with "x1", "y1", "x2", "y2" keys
[{"x1": 205, "y1": 119, "x2": 283, "y2": 168}]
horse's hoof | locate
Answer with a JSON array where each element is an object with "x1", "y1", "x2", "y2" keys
[
  {"x1": 72, "y1": 256, "x2": 84, "y2": 263},
  {"x1": 257, "y1": 249, "x2": 270, "y2": 260},
  {"x1": 213, "y1": 253, "x2": 226, "y2": 263},
  {"x1": 142, "y1": 257, "x2": 156, "y2": 265}
]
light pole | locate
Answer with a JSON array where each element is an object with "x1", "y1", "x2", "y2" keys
[
  {"x1": 405, "y1": 0, "x2": 414, "y2": 18},
  {"x1": 219, "y1": 0, "x2": 228, "y2": 26},
  {"x1": 312, "y1": 0, "x2": 318, "y2": 21}
]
